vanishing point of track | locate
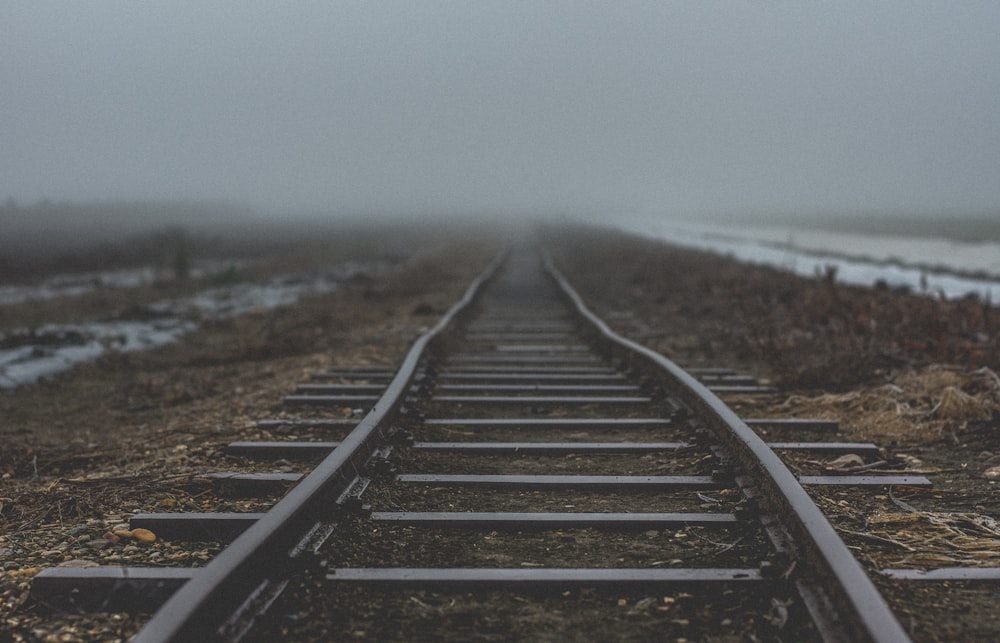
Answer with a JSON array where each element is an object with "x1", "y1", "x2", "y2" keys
[{"x1": 35, "y1": 243, "x2": 953, "y2": 640}]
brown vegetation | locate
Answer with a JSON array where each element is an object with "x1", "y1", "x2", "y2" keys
[{"x1": 549, "y1": 226, "x2": 998, "y2": 390}]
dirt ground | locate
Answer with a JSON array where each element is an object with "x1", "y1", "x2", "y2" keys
[
  {"x1": 0, "y1": 228, "x2": 500, "y2": 641},
  {"x1": 2, "y1": 223, "x2": 999, "y2": 641},
  {"x1": 549, "y1": 226, "x2": 1000, "y2": 642}
]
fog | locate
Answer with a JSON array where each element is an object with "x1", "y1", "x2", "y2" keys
[{"x1": 3, "y1": 2, "x2": 999, "y2": 221}]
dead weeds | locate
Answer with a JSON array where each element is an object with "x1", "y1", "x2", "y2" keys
[
  {"x1": 0, "y1": 232, "x2": 500, "y2": 640},
  {"x1": 549, "y1": 226, "x2": 999, "y2": 391},
  {"x1": 767, "y1": 365, "x2": 1000, "y2": 446}
]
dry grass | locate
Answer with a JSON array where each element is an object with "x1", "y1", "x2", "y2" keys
[
  {"x1": 549, "y1": 226, "x2": 999, "y2": 391},
  {"x1": 0, "y1": 233, "x2": 502, "y2": 641},
  {"x1": 769, "y1": 366, "x2": 1000, "y2": 445}
]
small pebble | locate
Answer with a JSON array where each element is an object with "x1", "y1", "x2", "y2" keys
[{"x1": 131, "y1": 528, "x2": 156, "y2": 543}]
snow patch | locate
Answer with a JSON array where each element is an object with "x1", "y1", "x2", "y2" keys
[
  {"x1": 615, "y1": 217, "x2": 1000, "y2": 303},
  {"x1": 0, "y1": 260, "x2": 388, "y2": 389}
]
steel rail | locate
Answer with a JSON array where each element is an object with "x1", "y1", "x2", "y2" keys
[
  {"x1": 131, "y1": 249, "x2": 506, "y2": 643},
  {"x1": 543, "y1": 253, "x2": 910, "y2": 643}
]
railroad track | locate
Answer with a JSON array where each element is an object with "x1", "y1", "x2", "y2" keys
[{"x1": 32, "y1": 243, "x2": 986, "y2": 641}]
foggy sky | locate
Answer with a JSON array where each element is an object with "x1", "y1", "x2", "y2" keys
[{"x1": 3, "y1": 2, "x2": 999, "y2": 219}]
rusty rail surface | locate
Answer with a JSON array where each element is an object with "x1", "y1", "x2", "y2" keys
[
  {"x1": 544, "y1": 252, "x2": 911, "y2": 642},
  {"x1": 124, "y1": 251, "x2": 507, "y2": 642}
]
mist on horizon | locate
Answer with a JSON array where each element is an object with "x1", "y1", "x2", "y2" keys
[{"x1": 3, "y1": 2, "x2": 999, "y2": 222}]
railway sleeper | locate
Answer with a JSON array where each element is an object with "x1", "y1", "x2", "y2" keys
[{"x1": 327, "y1": 567, "x2": 766, "y2": 587}]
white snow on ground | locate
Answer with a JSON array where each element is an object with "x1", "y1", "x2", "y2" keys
[
  {"x1": 0, "y1": 260, "x2": 245, "y2": 306},
  {"x1": 615, "y1": 217, "x2": 1000, "y2": 303},
  {"x1": 0, "y1": 260, "x2": 388, "y2": 389}
]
